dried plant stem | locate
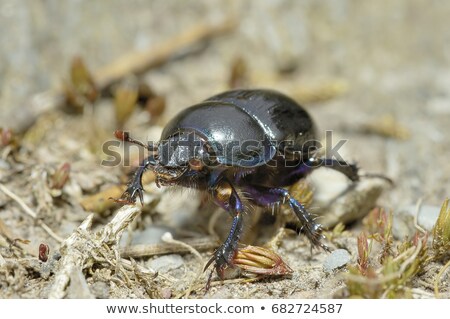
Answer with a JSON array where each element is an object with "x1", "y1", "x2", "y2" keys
[
  {"x1": 414, "y1": 197, "x2": 427, "y2": 234},
  {"x1": 95, "y1": 19, "x2": 236, "y2": 89},
  {"x1": 100, "y1": 205, "x2": 142, "y2": 244},
  {"x1": 12, "y1": 19, "x2": 236, "y2": 133},
  {"x1": 434, "y1": 259, "x2": 450, "y2": 298},
  {"x1": 49, "y1": 205, "x2": 143, "y2": 298},
  {"x1": 121, "y1": 236, "x2": 219, "y2": 258},
  {"x1": 0, "y1": 184, "x2": 64, "y2": 243},
  {"x1": 49, "y1": 214, "x2": 94, "y2": 298}
]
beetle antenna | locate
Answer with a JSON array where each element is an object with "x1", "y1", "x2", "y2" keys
[{"x1": 114, "y1": 130, "x2": 157, "y2": 152}]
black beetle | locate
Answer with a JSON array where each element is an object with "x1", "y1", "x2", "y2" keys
[{"x1": 120, "y1": 89, "x2": 359, "y2": 278}]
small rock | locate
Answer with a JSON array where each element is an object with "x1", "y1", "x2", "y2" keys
[
  {"x1": 120, "y1": 225, "x2": 173, "y2": 246},
  {"x1": 148, "y1": 254, "x2": 184, "y2": 272},
  {"x1": 413, "y1": 205, "x2": 441, "y2": 231},
  {"x1": 323, "y1": 249, "x2": 351, "y2": 272},
  {"x1": 310, "y1": 169, "x2": 389, "y2": 227},
  {"x1": 90, "y1": 281, "x2": 110, "y2": 299},
  {"x1": 0, "y1": 159, "x2": 10, "y2": 170},
  {"x1": 160, "y1": 287, "x2": 172, "y2": 299},
  {"x1": 393, "y1": 204, "x2": 441, "y2": 239}
]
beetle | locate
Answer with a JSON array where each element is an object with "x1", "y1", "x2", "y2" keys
[{"x1": 119, "y1": 89, "x2": 359, "y2": 278}]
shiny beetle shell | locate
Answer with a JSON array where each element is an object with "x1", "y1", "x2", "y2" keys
[{"x1": 160, "y1": 89, "x2": 317, "y2": 168}]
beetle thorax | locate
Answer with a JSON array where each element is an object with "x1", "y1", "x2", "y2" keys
[{"x1": 158, "y1": 131, "x2": 208, "y2": 168}]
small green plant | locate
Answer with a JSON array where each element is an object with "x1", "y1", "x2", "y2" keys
[
  {"x1": 345, "y1": 203, "x2": 439, "y2": 298},
  {"x1": 323, "y1": 222, "x2": 347, "y2": 245},
  {"x1": 363, "y1": 207, "x2": 394, "y2": 263},
  {"x1": 346, "y1": 231, "x2": 428, "y2": 298},
  {"x1": 432, "y1": 198, "x2": 450, "y2": 262},
  {"x1": 356, "y1": 232, "x2": 370, "y2": 276}
]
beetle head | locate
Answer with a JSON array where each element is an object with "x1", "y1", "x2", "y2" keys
[{"x1": 151, "y1": 131, "x2": 212, "y2": 186}]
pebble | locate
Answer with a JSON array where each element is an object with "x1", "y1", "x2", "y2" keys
[
  {"x1": 160, "y1": 287, "x2": 172, "y2": 299},
  {"x1": 148, "y1": 254, "x2": 184, "y2": 272},
  {"x1": 90, "y1": 281, "x2": 110, "y2": 299},
  {"x1": 393, "y1": 204, "x2": 441, "y2": 239},
  {"x1": 120, "y1": 225, "x2": 173, "y2": 246},
  {"x1": 310, "y1": 169, "x2": 389, "y2": 227},
  {"x1": 323, "y1": 249, "x2": 351, "y2": 272},
  {"x1": 0, "y1": 159, "x2": 11, "y2": 170}
]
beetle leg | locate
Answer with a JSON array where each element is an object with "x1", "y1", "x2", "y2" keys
[
  {"x1": 243, "y1": 185, "x2": 330, "y2": 252},
  {"x1": 121, "y1": 156, "x2": 156, "y2": 205},
  {"x1": 307, "y1": 157, "x2": 359, "y2": 182},
  {"x1": 275, "y1": 158, "x2": 359, "y2": 186},
  {"x1": 205, "y1": 179, "x2": 244, "y2": 279}
]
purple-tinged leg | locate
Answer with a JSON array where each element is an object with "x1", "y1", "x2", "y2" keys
[
  {"x1": 244, "y1": 185, "x2": 330, "y2": 252},
  {"x1": 205, "y1": 179, "x2": 244, "y2": 278}
]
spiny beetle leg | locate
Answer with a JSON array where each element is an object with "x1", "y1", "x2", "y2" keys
[
  {"x1": 119, "y1": 156, "x2": 155, "y2": 205},
  {"x1": 244, "y1": 185, "x2": 330, "y2": 252},
  {"x1": 205, "y1": 179, "x2": 244, "y2": 279}
]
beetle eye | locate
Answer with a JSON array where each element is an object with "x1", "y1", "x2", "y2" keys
[{"x1": 189, "y1": 158, "x2": 204, "y2": 171}]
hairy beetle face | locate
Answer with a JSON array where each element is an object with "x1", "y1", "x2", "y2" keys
[
  {"x1": 152, "y1": 132, "x2": 212, "y2": 186},
  {"x1": 153, "y1": 164, "x2": 187, "y2": 186}
]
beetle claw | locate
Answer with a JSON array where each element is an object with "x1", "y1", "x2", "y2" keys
[
  {"x1": 115, "y1": 182, "x2": 145, "y2": 206},
  {"x1": 128, "y1": 184, "x2": 144, "y2": 205},
  {"x1": 127, "y1": 184, "x2": 144, "y2": 205},
  {"x1": 306, "y1": 229, "x2": 330, "y2": 253},
  {"x1": 204, "y1": 246, "x2": 236, "y2": 280}
]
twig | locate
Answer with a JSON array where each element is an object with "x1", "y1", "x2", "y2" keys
[
  {"x1": 94, "y1": 18, "x2": 237, "y2": 89},
  {"x1": 434, "y1": 259, "x2": 450, "y2": 298},
  {"x1": 121, "y1": 236, "x2": 219, "y2": 258},
  {"x1": 414, "y1": 197, "x2": 427, "y2": 234},
  {"x1": 50, "y1": 205, "x2": 144, "y2": 298},
  {"x1": 49, "y1": 214, "x2": 94, "y2": 298},
  {"x1": 161, "y1": 232, "x2": 205, "y2": 298},
  {"x1": 0, "y1": 184, "x2": 36, "y2": 218},
  {"x1": 0, "y1": 183, "x2": 64, "y2": 243},
  {"x1": 37, "y1": 223, "x2": 63, "y2": 244},
  {"x1": 161, "y1": 233, "x2": 205, "y2": 263},
  {"x1": 11, "y1": 19, "x2": 237, "y2": 133},
  {"x1": 98, "y1": 205, "x2": 142, "y2": 244}
]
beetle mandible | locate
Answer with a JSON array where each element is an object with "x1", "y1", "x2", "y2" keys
[{"x1": 119, "y1": 89, "x2": 359, "y2": 278}]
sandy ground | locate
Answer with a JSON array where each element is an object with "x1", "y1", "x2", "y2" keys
[{"x1": 0, "y1": 1, "x2": 449, "y2": 299}]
